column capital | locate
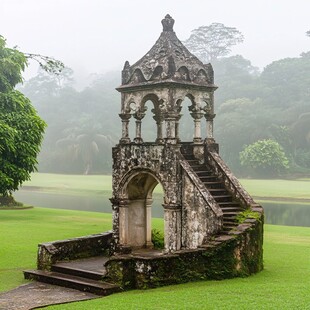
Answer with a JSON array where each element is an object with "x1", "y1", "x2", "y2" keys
[
  {"x1": 162, "y1": 203, "x2": 182, "y2": 211},
  {"x1": 204, "y1": 113, "x2": 216, "y2": 121},
  {"x1": 119, "y1": 113, "x2": 131, "y2": 120}
]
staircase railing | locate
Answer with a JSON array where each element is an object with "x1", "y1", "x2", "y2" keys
[
  {"x1": 178, "y1": 153, "x2": 223, "y2": 223},
  {"x1": 206, "y1": 151, "x2": 260, "y2": 209}
]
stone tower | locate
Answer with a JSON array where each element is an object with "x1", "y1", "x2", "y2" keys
[
  {"x1": 25, "y1": 15, "x2": 264, "y2": 291},
  {"x1": 111, "y1": 15, "x2": 262, "y2": 253}
]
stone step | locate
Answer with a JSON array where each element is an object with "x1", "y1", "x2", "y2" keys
[
  {"x1": 213, "y1": 195, "x2": 233, "y2": 202},
  {"x1": 203, "y1": 181, "x2": 224, "y2": 189},
  {"x1": 222, "y1": 212, "x2": 238, "y2": 218},
  {"x1": 218, "y1": 202, "x2": 240, "y2": 207},
  {"x1": 208, "y1": 188, "x2": 228, "y2": 194},
  {"x1": 199, "y1": 175, "x2": 218, "y2": 181},
  {"x1": 220, "y1": 206, "x2": 243, "y2": 212},
  {"x1": 223, "y1": 218, "x2": 238, "y2": 224},
  {"x1": 191, "y1": 165, "x2": 209, "y2": 171},
  {"x1": 52, "y1": 264, "x2": 105, "y2": 281},
  {"x1": 24, "y1": 270, "x2": 121, "y2": 296},
  {"x1": 222, "y1": 225, "x2": 238, "y2": 232}
]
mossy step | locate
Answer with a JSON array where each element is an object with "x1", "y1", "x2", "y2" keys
[{"x1": 24, "y1": 270, "x2": 121, "y2": 296}]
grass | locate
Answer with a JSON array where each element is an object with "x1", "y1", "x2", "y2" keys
[
  {"x1": 19, "y1": 173, "x2": 112, "y2": 196},
  {"x1": 240, "y1": 178, "x2": 310, "y2": 201},
  {"x1": 0, "y1": 207, "x2": 309, "y2": 309},
  {"x1": 19, "y1": 173, "x2": 310, "y2": 202}
]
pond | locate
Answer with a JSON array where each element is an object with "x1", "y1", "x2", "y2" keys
[{"x1": 14, "y1": 190, "x2": 310, "y2": 227}]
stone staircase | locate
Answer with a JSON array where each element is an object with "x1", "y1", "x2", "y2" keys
[
  {"x1": 181, "y1": 152, "x2": 244, "y2": 232},
  {"x1": 24, "y1": 256, "x2": 121, "y2": 296}
]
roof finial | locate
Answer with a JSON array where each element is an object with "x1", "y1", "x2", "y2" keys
[{"x1": 161, "y1": 14, "x2": 174, "y2": 32}]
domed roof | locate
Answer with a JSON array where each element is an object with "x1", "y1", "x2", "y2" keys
[{"x1": 119, "y1": 15, "x2": 215, "y2": 89}]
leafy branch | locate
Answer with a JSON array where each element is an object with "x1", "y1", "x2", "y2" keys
[{"x1": 24, "y1": 53, "x2": 65, "y2": 75}]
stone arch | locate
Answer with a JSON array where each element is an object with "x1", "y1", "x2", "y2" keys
[
  {"x1": 176, "y1": 93, "x2": 200, "y2": 142},
  {"x1": 117, "y1": 168, "x2": 166, "y2": 248},
  {"x1": 141, "y1": 93, "x2": 165, "y2": 143}
]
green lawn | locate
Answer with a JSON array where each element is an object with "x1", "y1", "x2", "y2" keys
[
  {"x1": 19, "y1": 173, "x2": 310, "y2": 202},
  {"x1": 1, "y1": 207, "x2": 309, "y2": 309},
  {"x1": 240, "y1": 178, "x2": 310, "y2": 201}
]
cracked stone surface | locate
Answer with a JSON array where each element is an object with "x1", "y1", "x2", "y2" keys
[{"x1": 0, "y1": 282, "x2": 98, "y2": 310}]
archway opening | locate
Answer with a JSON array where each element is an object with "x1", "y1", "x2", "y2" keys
[
  {"x1": 142, "y1": 100, "x2": 158, "y2": 142},
  {"x1": 122, "y1": 172, "x2": 164, "y2": 249},
  {"x1": 179, "y1": 96, "x2": 194, "y2": 142}
]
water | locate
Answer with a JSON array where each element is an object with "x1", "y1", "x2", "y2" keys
[{"x1": 14, "y1": 190, "x2": 310, "y2": 227}]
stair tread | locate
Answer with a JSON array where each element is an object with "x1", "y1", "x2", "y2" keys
[
  {"x1": 53, "y1": 257, "x2": 108, "y2": 275},
  {"x1": 24, "y1": 270, "x2": 118, "y2": 289},
  {"x1": 218, "y1": 202, "x2": 240, "y2": 205}
]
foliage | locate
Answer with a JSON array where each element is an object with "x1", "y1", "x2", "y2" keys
[
  {"x1": 18, "y1": 42, "x2": 310, "y2": 177},
  {"x1": 240, "y1": 139, "x2": 289, "y2": 177},
  {"x1": 151, "y1": 228, "x2": 164, "y2": 249},
  {"x1": 0, "y1": 36, "x2": 46, "y2": 197},
  {"x1": 236, "y1": 209, "x2": 261, "y2": 224},
  {"x1": 306, "y1": 30, "x2": 310, "y2": 37},
  {"x1": 260, "y1": 52, "x2": 310, "y2": 107},
  {"x1": 184, "y1": 23, "x2": 244, "y2": 63},
  {"x1": 24, "y1": 53, "x2": 64, "y2": 76},
  {"x1": 20, "y1": 71, "x2": 119, "y2": 174},
  {"x1": 295, "y1": 149, "x2": 310, "y2": 169}
]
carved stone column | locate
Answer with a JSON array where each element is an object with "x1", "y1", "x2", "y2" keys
[
  {"x1": 133, "y1": 109, "x2": 146, "y2": 144},
  {"x1": 175, "y1": 113, "x2": 182, "y2": 143},
  {"x1": 204, "y1": 113, "x2": 216, "y2": 143},
  {"x1": 118, "y1": 199, "x2": 129, "y2": 245},
  {"x1": 163, "y1": 203, "x2": 182, "y2": 252},
  {"x1": 165, "y1": 112, "x2": 178, "y2": 144},
  {"x1": 146, "y1": 198, "x2": 153, "y2": 247},
  {"x1": 119, "y1": 113, "x2": 131, "y2": 144},
  {"x1": 190, "y1": 111, "x2": 204, "y2": 143},
  {"x1": 153, "y1": 113, "x2": 164, "y2": 144},
  {"x1": 110, "y1": 197, "x2": 120, "y2": 249}
]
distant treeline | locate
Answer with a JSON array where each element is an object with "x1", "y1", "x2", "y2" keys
[{"x1": 20, "y1": 52, "x2": 310, "y2": 177}]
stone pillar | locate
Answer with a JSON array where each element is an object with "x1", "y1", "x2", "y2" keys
[
  {"x1": 133, "y1": 110, "x2": 145, "y2": 144},
  {"x1": 165, "y1": 112, "x2": 178, "y2": 144},
  {"x1": 163, "y1": 203, "x2": 181, "y2": 252},
  {"x1": 204, "y1": 113, "x2": 216, "y2": 143},
  {"x1": 110, "y1": 198, "x2": 120, "y2": 250},
  {"x1": 119, "y1": 113, "x2": 131, "y2": 143},
  {"x1": 146, "y1": 198, "x2": 153, "y2": 247},
  {"x1": 190, "y1": 111, "x2": 204, "y2": 143},
  {"x1": 175, "y1": 114, "x2": 182, "y2": 143},
  {"x1": 118, "y1": 199, "x2": 129, "y2": 245},
  {"x1": 153, "y1": 114, "x2": 164, "y2": 144}
]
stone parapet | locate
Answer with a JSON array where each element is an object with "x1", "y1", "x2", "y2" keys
[{"x1": 37, "y1": 232, "x2": 113, "y2": 270}]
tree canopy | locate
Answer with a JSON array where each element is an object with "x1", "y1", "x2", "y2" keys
[
  {"x1": 240, "y1": 139, "x2": 289, "y2": 177},
  {"x1": 184, "y1": 23, "x2": 244, "y2": 63},
  {"x1": 0, "y1": 36, "x2": 46, "y2": 198}
]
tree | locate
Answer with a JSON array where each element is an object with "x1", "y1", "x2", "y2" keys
[
  {"x1": 184, "y1": 23, "x2": 244, "y2": 63},
  {"x1": 260, "y1": 52, "x2": 310, "y2": 107},
  {"x1": 306, "y1": 30, "x2": 310, "y2": 37},
  {"x1": 0, "y1": 36, "x2": 46, "y2": 202},
  {"x1": 240, "y1": 139, "x2": 289, "y2": 178}
]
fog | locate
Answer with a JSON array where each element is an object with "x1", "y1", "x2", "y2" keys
[{"x1": 1, "y1": 0, "x2": 309, "y2": 86}]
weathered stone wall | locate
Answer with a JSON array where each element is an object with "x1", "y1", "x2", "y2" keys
[
  {"x1": 112, "y1": 143, "x2": 180, "y2": 203},
  {"x1": 111, "y1": 142, "x2": 224, "y2": 252},
  {"x1": 111, "y1": 143, "x2": 183, "y2": 251},
  {"x1": 181, "y1": 172, "x2": 222, "y2": 249},
  {"x1": 37, "y1": 232, "x2": 113, "y2": 270},
  {"x1": 104, "y1": 212, "x2": 264, "y2": 289}
]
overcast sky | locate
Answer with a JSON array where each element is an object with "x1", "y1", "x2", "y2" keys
[{"x1": 1, "y1": 0, "x2": 309, "y2": 84}]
